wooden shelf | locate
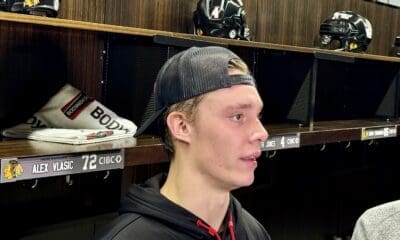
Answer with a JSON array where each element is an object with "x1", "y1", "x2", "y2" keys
[
  {"x1": 124, "y1": 137, "x2": 167, "y2": 166},
  {"x1": 0, "y1": 119, "x2": 398, "y2": 183},
  {"x1": 0, "y1": 137, "x2": 136, "y2": 159},
  {"x1": 0, "y1": 136, "x2": 167, "y2": 183},
  {"x1": 1, "y1": 119, "x2": 397, "y2": 160},
  {"x1": 0, "y1": 136, "x2": 166, "y2": 162},
  {"x1": 266, "y1": 119, "x2": 399, "y2": 149}
]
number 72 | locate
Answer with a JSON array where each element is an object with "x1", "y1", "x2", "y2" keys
[{"x1": 82, "y1": 154, "x2": 97, "y2": 170}]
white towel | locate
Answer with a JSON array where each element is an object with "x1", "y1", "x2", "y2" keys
[{"x1": 2, "y1": 84, "x2": 137, "y2": 144}]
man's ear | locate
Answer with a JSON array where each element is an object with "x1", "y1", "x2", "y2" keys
[{"x1": 166, "y1": 111, "x2": 191, "y2": 144}]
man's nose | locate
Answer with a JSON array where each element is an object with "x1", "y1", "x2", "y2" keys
[{"x1": 252, "y1": 119, "x2": 269, "y2": 143}]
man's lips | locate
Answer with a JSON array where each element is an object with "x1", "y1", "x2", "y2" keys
[{"x1": 240, "y1": 151, "x2": 261, "y2": 161}]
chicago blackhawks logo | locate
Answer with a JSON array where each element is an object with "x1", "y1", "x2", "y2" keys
[
  {"x1": 3, "y1": 160, "x2": 24, "y2": 180},
  {"x1": 25, "y1": 0, "x2": 40, "y2": 7}
]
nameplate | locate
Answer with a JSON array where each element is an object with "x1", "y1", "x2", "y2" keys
[
  {"x1": 260, "y1": 133, "x2": 300, "y2": 151},
  {"x1": 361, "y1": 126, "x2": 397, "y2": 140},
  {"x1": 0, "y1": 149, "x2": 124, "y2": 183}
]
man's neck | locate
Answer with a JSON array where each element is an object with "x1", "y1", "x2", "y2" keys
[{"x1": 160, "y1": 157, "x2": 230, "y2": 230}]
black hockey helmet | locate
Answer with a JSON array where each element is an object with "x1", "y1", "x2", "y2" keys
[
  {"x1": 0, "y1": 0, "x2": 15, "y2": 11},
  {"x1": 193, "y1": 0, "x2": 250, "y2": 40},
  {"x1": 11, "y1": 0, "x2": 60, "y2": 17},
  {"x1": 319, "y1": 11, "x2": 372, "y2": 52}
]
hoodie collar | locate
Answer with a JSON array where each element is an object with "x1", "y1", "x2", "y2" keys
[{"x1": 119, "y1": 173, "x2": 244, "y2": 240}]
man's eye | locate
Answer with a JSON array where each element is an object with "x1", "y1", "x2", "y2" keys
[{"x1": 232, "y1": 114, "x2": 243, "y2": 121}]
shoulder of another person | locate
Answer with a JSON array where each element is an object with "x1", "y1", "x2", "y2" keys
[
  {"x1": 352, "y1": 200, "x2": 400, "y2": 239},
  {"x1": 361, "y1": 200, "x2": 400, "y2": 223}
]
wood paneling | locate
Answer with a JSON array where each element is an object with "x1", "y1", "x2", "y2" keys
[
  {"x1": 58, "y1": 0, "x2": 106, "y2": 23},
  {"x1": 254, "y1": 0, "x2": 400, "y2": 55},
  {"x1": 104, "y1": 0, "x2": 197, "y2": 33},
  {"x1": 60, "y1": 29, "x2": 104, "y2": 96},
  {"x1": 56, "y1": 0, "x2": 398, "y2": 56},
  {"x1": 0, "y1": 20, "x2": 104, "y2": 128}
]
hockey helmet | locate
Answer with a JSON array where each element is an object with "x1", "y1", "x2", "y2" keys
[
  {"x1": 11, "y1": 0, "x2": 60, "y2": 17},
  {"x1": 319, "y1": 11, "x2": 372, "y2": 52},
  {"x1": 392, "y1": 36, "x2": 400, "y2": 57},
  {"x1": 193, "y1": 0, "x2": 250, "y2": 40},
  {"x1": 0, "y1": 0, "x2": 15, "y2": 11}
]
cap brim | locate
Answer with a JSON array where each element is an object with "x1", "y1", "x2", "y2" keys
[{"x1": 134, "y1": 106, "x2": 167, "y2": 137}]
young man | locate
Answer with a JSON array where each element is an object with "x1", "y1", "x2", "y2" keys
[
  {"x1": 351, "y1": 200, "x2": 400, "y2": 240},
  {"x1": 95, "y1": 46, "x2": 270, "y2": 239}
]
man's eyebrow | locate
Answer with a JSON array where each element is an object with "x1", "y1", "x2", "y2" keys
[
  {"x1": 224, "y1": 104, "x2": 251, "y2": 111},
  {"x1": 226, "y1": 103, "x2": 263, "y2": 111}
]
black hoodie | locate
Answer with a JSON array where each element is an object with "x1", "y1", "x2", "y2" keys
[{"x1": 95, "y1": 173, "x2": 271, "y2": 240}]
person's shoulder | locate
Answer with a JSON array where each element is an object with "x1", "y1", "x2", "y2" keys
[
  {"x1": 360, "y1": 200, "x2": 400, "y2": 224},
  {"x1": 352, "y1": 200, "x2": 400, "y2": 240},
  {"x1": 94, "y1": 213, "x2": 180, "y2": 240}
]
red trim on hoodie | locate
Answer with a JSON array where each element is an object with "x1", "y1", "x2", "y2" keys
[
  {"x1": 196, "y1": 211, "x2": 236, "y2": 240},
  {"x1": 228, "y1": 212, "x2": 236, "y2": 240}
]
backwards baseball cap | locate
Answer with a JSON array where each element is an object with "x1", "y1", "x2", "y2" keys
[{"x1": 134, "y1": 46, "x2": 256, "y2": 137}]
